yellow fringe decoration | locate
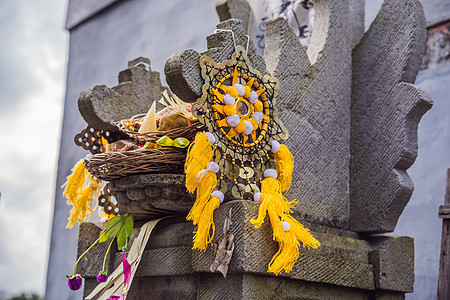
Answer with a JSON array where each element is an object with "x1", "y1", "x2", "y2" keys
[
  {"x1": 268, "y1": 225, "x2": 299, "y2": 275},
  {"x1": 192, "y1": 196, "x2": 221, "y2": 251},
  {"x1": 274, "y1": 144, "x2": 294, "y2": 192},
  {"x1": 250, "y1": 177, "x2": 297, "y2": 234},
  {"x1": 250, "y1": 176, "x2": 320, "y2": 275},
  {"x1": 184, "y1": 132, "x2": 214, "y2": 193},
  {"x1": 62, "y1": 159, "x2": 102, "y2": 228},
  {"x1": 186, "y1": 171, "x2": 217, "y2": 224}
]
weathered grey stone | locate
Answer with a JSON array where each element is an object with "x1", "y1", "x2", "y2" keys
[
  {"x1": 145, "y1": 217, "x2": 194, "y2": 249},
  {"x1": 369, "y1": 236, "x2": 414, "y2": 293},
  {"x1": 73, "y1": 1, "x2": 433, "y2": 298},
  {"x1": 79, "y1": 201, "x2": 416, "y2": 298},
  {"x1": 165, "y1": 19, "x2": 266, "y2": 103},
  {"x1": 216, "y1": 0, "x2": 251, "y2": 35},
  {"x1": 126, "y1": 276, "x2": 198, "y2": 299},
  {"x1": 49, "y1": 1, "x2": 220, "y2": 298},
  {"x1": 199, "y1": 272, "x2": 381, "y2": 300},
  {"x1": 192, "y1": 201, "x2": 375, "y2": 290},
  {"x1": 78, "y1": 57, "x2": 166, "y2": 131},
  {"x1": 110, "y1": 174, "x2": 195, "y2": 220},
  {"x1": 165, "y1": 6, "x2": 357, "y2": 227},
  {"x1": 350, "y1": 0, "x2": 433, "y2": 233},
  {"x1": 114, "y1": 247, "x2": 194, "y2": 276},
  {"x1": 164, "y1": 49, "x2": 202, "y2": 102},
  {"x1": 374, "y1": 291, "x2": 405, "y2": 300},
  {"x1": 264, "y1": 0, "x2": 355, "y2": 227},
  {"x1": 77, "y1": 222, "x2": 112, "y2": 277}
]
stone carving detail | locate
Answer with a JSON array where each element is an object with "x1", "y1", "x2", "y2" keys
[
  {"x1": 165, "y1": 19, "x2": 267, "y2": 103},
  {"x1": 165, "y1": 0, "x2": 432, "y2": 232},
  {"x1": 263, "y1": 0, "x2": 354, "y2": 228},
  {"x1": 216, "y1": 0, "x2": 251, "y2": 35},
  {"x1": 166, "y1": 2, "x2": 354, "y2": 227},
  {"x1": 78, "y1": 57, "x2": 166, "y2": 131},
  {"x1": 79, "y1": 201, "x2": 416, "y2": 298},
  {"x1": 350, "y1": 0, "x2": 432, "y2": 232},
  {"x1": 109, "y1": 174, "x2": 195, "y2": 221},
  {"x1": 76, "y1": 0, "x2": 432, "y2": 297}
]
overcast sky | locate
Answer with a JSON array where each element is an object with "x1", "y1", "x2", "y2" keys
[{"x1": 0, "y1": 0, "x2": 67, "y2": 296}]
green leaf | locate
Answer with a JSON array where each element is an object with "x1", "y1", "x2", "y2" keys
[
  {"x1": 99, "y1": 215, "x2": 125, "y2": 243},
  {"x1": 172, "y1": 137, "x2": 190, "y2": 148},
  {"x1": 116, "y1": 215, "x2": 133, "y2": 250}
]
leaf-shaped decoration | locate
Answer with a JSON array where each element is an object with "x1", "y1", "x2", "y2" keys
[
  {"x1": 349, "y1": 0, "x2": 432, "y2": 232},
  {"x1": 172, "y1": 137, "x2": 190, "y2": 148}
]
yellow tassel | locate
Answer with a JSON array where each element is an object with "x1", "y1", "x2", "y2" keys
[
  {"x1": 62, "y1": 159, "x2": 102, "y2": 228},
  {"x1": 192, "y1": 196, "x2": 221, "y2": 251},
  {"x1": 186, "y1": 171, "x2": 217, "y2": 224},
  {"x1": 268, "y1": 226, "x2": 299, "y2": 275},
  {"x1": 250, "y1": 176, "x2": 320, "y2": 275},
  {"x1": 185, "y1": 132, "x2": 214, "y2": 193},
  {"x1": 250, "y1": 177, "x2": 297, "y2": 232},
  {"x1": 268, "y1": 215, "x2": 320, "y2": 275},
  {"x1": 283, "y1": 214, "x2": 320, "y2": 249},
  {"x1": 274, "y1": 144, "x2": 294, "y2": 192}
]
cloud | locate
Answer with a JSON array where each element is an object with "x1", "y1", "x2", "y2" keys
[
  {"x1": 0, "y1": 1, "x2": 66, "y2": 118},
  {"x1": 0, "y1": 0, "x2": 67, "y2": 296}
]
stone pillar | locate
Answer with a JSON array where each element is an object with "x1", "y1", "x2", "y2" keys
[{"x1": 74, "y1": 0, "x2": 431, "y2": 299}]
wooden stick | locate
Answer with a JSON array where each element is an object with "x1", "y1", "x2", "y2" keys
[{"x1": 438, "y1": 168, "x2": 450, "y2": 299}]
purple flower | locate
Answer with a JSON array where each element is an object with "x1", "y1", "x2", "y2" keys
[
  {"x1": 97, "y1": 271, "x2": 108, "y2": 283},
  {"x1": 67, "y1": 274, "x2": 83, "y2": 291}
]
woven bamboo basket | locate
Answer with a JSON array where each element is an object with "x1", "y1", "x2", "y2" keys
[
  {"x1": 82, "y1": 114, "x2": 207, "y2": 180},
  {"x1": 84, "y1": 147, "x2": 187, "y2": 181},
  {"x1": 114, "y1": 114, "x2": 206, "y2": 143}
]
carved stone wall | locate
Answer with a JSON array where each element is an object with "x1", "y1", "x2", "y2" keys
[
  {"x1": 79, "y1": 200, "x2": 415, "y2": 299},
  {"x1": 57, "y1": 0, "x2": 435, "y2": 299},
  {"x1": 166, "y1": 0, "x2": 432, "y2": 233}
]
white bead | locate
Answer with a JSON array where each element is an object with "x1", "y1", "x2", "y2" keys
[
  {"x1": 234, "y1": 83, "x2": 245, "y2": 96},
  {"x1": 227, "y1": 114, "x2": 241, "y2": 127},
  {"x1": 211, "y1": 191, "x2": 224, "y2": 203},
  {"x1": 254, "y1": 192, "x2": 262, "y2": 203},
  {"x1": 253, "y1": 112, "x2": 263, "y2": 124},
  {"x1": 205, "y1": 132, "x2": 215, "y2": 144},
  {"x1": 264, "y1": 168, "x2": 278, "y2": 179},
  {"x1": 224, "y1": 94, "x2": 236, "y2": 105},
  {"x1": 282, "y1": 221, "x2": 291, "y2": 231},
  {"x1": 114, "y1": 207, "x2": 119, "y2": 213},
  {"x1": 249, "y1": 91, "x2": 258, "y2": 103},
  {"x1": 206, "y1": 162, "x2": 220, "y2": 173},
  {"x1": 271, "y1": 140, "x2": 281, "y2": 153},
  {"x1": 243, "y1": 120, "x2": 253, "y2": 135}
]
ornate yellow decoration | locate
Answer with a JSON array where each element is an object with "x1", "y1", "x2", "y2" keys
[{"x1": 185, "y1": 45, "x2": 320, "y2": 275}]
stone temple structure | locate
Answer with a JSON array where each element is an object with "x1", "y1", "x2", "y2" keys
[{"x1": 46, "y1": 0, "x2": 450, "y2": 299}]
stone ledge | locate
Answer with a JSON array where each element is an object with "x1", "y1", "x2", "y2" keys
[{"x1": 78, "y1": 201, "x2": 414, "y2": 297}]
